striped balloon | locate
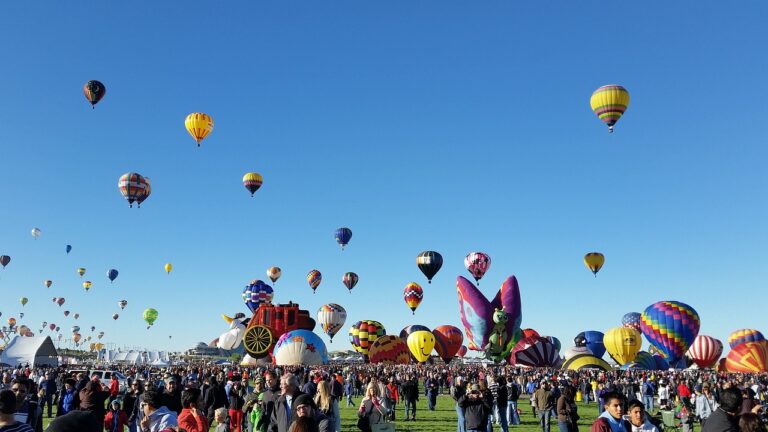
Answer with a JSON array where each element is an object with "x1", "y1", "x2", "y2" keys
[
  {"x1": 458, "y1": 345, "x2": 468, "y2": 357},
  {"x1": 400, "y1": 325, "x2": 429, "y2": 341},
  {"x1": 348, "y1": 320, "x2": 385, "y2": 357},
  {"x1": 727, "y1": 329, "x2": 765, "y2": 349},
  {"x1": 368, "y1": 335, "x2": 410, "y2": 364},
  {"x1": 510, "y1": 337, "x2": 560, "y2": 367},
  {"x1": 725, "y1": 340, "x2": 768, "y2": 373},
  {"x1": 464, "y1": 252, "x2": 491, "y2": 284},
  {"x1": 640, "y1": 301, "x2": 700, "y2": 363},
  {"x1": 118, "y1": 172, "x2": 150, "y2": 208},
  {"x1": 432, "y1": 325, "x2": 464, "y2": 363},
  {"x1": 307, "y1": 270, "x2": 322, "y2": 294},
  {"x1": 403, "y1": 282, "x2": 424, "y2": 314},
  {"x1": 590, "y1": 85, "x2": 630, "y2": 133},
  {"x1": 343, "y1": 272, "x2": 359, "y2": 292},
  {"x1": 317, "y1": 304, "x2": 347, "y2": 342},
  {"x1": 686, "y1": 335, "x2": 723, "y2": 368}
]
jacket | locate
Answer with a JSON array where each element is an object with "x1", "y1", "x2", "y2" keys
[
  {"x1": 358, "y1": 398, "x2": 387, "y2": 428},
  {"x1": 458, "y1": 394, "x2": 490, "y2": 430},
  {"x1": 591, "y1": 416, "x2": 630, "y2": 432},
  {"x1": 178, "y1": 408, "x2": 209, "y2": 432},
  {"x1": 146, "y1": 406, "x2": 179, "y2": 432},
  {"x1": 268, "y1": 391, "x2": 306, "y2": 432},
  {"x1": 104, "y1": 409, "x2": 128, "y2": 432},
  {"x1": 701, "y1": 408, "x2": 739, "y2": 432}
]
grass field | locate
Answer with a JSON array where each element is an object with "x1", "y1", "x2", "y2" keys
[{"x1": 41, "y1": 393, "x2": 603, "y2": 431}]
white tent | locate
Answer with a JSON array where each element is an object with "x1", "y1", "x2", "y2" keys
[{"x1": 0, "y1": 336, "x2": 58, "y2": 367}]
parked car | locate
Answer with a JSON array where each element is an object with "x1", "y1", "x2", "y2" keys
[{"x1": 65, "y1": 369, "x2": 130, "y2": 394}]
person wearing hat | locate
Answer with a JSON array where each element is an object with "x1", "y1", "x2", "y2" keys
[
  {"x1": 459, "y1": 383, "x2": 492, "y2": 432},
  {"x1": 104, "y1": 399, "x2": 129, "y2": 432},
  {"x1": 291, "y1": 393, "x2": 330, "y2": 432},
  {"x1": 160, "y1": 377, "x2": 182, "y2": 415}
]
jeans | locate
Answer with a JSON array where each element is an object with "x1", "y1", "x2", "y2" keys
[
  {"x1": 487, "y1": 416, "x2": 494, "y2": 432},
  {"x1": 558, "y1": 421, "x2": 575, "y2": 432},
  {"x1": 539, "y1": 410, "x2": 551, "y2": 432},
  {"x1": 428, "y1": 391, "x2": 437, "y2": 410},
  {"x1": 495, "y1": 404, "x2": 508, "y2": 432},
  {"x1": 346, "y1": 393, "x2": 354, "y2": 407},
  {"x1": 41, "y1": 395, "x2": 53, "y2": 417},
  {"x1": 507, "y1": 400, "x2": 520, "y2": 425},
  {"x1": 332, "y1": 399, "x2": 340, "y2": 431},
  {"x1": 456, "y1": 403, "x2": 466, "y2": 432},
  {"x1": 643, "y1": 395, "x2": 654, "y2": 412},
  {"x1": 405, "y1": 399, "x2": 417, "y2": 419}
]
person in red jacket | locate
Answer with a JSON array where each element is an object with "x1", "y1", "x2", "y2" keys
[
  {"x1": 108, "y1": 376, "x2": 120, "y2": 405},
  {"x1": 178, "y1": 388, "x2": 209, "y2": 432},
  {"x1": 104, "y1": 400, "x2": 128, "y2": 432}
]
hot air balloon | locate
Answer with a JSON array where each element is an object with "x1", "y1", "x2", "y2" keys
[
  {"x1": 604, "y1": 327, "x2": 642, "y2": 365},
  {"x1": 112, "y1": 314, "x2": 119, "y2": 320},
  {"x1": 725, "y1": 341, "x2": 768, "y2": 373},
  {"x1": 407, "y1": 331, "x2": 436, "y2": 363},
  {"x1": 163, "y1": 263, "x2": 173, "y2": 274},
  {"x1": 56, "y1": 298, "x2": 65, "y2": 307},
  {"x1": 417, "y1": 251, "x2": 443, "y2": 284},
  {"x1": 543, "y1": 336, "x2": 562, "y2": 352},
  {"x1": 143, "y1": 308, "x2": 158, "y2": 328},
  {"x1": 77, "y1": 268, "x2": 86, "y2": 277},
  {"x1": 57, "y1": 334, "x2": 62, "y2": 341},
  {"x1": 590, "y1": 85, "x2": 630, "y2": 133},
  {"x1": 522, "y1": 329, "x2": 541, "y2": 339},
  {"x1": 574, "y1": 331, "x2": 606, "y2": 359},
  {"x1": 583, "y1": 253, "x2": 604, "y2": 277},
  {"x1": 456, "y1": 276, "x2": 523, "y2": 358},
  {"x1": 44, "y1": 280, "x2": 52, "y2": 289},
  {"x1": 458, "y1": 346, "x2": 468, "y2": 358},
  {"x1": 0, "y1": 256, "x2": 9, "y2": 269},
  {"x1": 48, "y1": 323, "x2": 55, "y2": 331},
  {"x1": 41, "y1": 321, "x2": 47, "y2": 329},
  {"x1": 118, "y1": 300, "x2": 128, "y2": 310},
  {"x1": 118, "y1": 172, "x2": 150, "y2": 208},
  {"x1": 63, "y1": 311, "x2": 70, "y2": 317},
  {"x1": 19, "y1": 313, "x2": 24, "y2": 319},
  {"x1": 273, "y1": 330, "x2": 329, "y2": 366},
  {"x1": 266, "y1": 267, "x2": 281, "y2": 284},
  {"x1": 728, "y1": 329, "x2": 765, "y2": 349},
  {"x1": 510, "y1": 337, "x2": 561, "y2": 367},
  {"x1": 399, "y1": 325, "x2": 430, "y2": 341},
  {"x1": 107, "y1": 269, "x2": 119, "y2": 283},
  {"x1": 185, "y1": 112, "x2": 214, "y2": 146},
  {"x1": 90, "y1": 326, "x2": 95, "y2": 332},
  {"x1": 563, "y1": 346, "x2": 593, "y2": 360},
  {"x1": 98, "y1": 332, "x2": 104, "y2": 339},
  {"x1": 403, "y1": 283, "x2": 423, "y2": 315},
  {"x1": 686, "y1": 335, "x2": 724, "y2": 369},
  {"x1": 83, "y1": 281, "x2": 92, "y2": 292},
  {"x1": 31, "y1": 228, "x2": 41, "y2": 239},
  {"x1": 71, "y1": 326, "x2": 80, "y2": 334},
  {"x1": 348, "y1": 320, "x2": 385, "y2": 358},
  {"x1": 342, "y1": 272, "x2": 358, "y2": 293},
  {"x1": 72, "y1": 333, "x2": 81, "y2": 344},
  {"x1": 432, "y1": 325, "x2": 464, "y2": 363},
  {"x1": 18, "y1": 326, "x2": 30, "y2": 337},
  {"x1": 83, "y1": 80, "x2": 106, "y2": 108},
  {"x1": 621, "y1": 312, "x2": 642, "y2": 332},
  {"x1": 640, "y1": 301, "x2": 700, "y2": 364},
  {"x1": 73, "y1": 313, "x2": 79, "y2": 320},
  {"x1": 334, "y1": 227, "x2": 352, "y2": 250},
  {"x1": 242, "y1": 172, "x2": 263, "y2": 197},
  {"x1": 307, "y1": 270, "x2": 322, "y2": 294},
  {"x1": 19, "y1": 298, "x2": 27, "y2": 307},
  {"x1": 317, "y1": 304, "x2": 347, "y2": 342},
  {"x1": 55, "y1": 326, "x2": 60, "y2": 332},
  {"x1": 242, "y1": 280, "x2": 274, "y2": 313},
  {"x1": 65, "y1": 245, "x2": 72, "y2": 254},
  {"x1": 137, "y1": 178, "x2": 152, "y2": 207},
  {"x1": 368, "y1": 335, "x2": 410, "y2": 364},
  {"x1": 562, "y1": 353, "x2": 611, "y2": 371},
  {"x1": 464, "y1": 252, "x2": 491, "y2": 284}
]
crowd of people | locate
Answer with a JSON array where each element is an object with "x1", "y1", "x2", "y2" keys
[{"x1": 0, "y1": 362, "x2": 764, "y2": 432}]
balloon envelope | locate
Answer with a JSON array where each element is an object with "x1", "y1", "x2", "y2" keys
[
  {"x1": 0, "y1": 256, "x2": 9, "y2": 268},
  {"x1": 407, "y1": 331, "x2": 436, "y2": 363},
  {"x1": 185, "y1": 112, "x2": 214, "y2": 146},
  {"x1": 368, "y1": 335, "x2": 410, "y2": 364},
  {"x1": 267, "y1": 267, "x2": 281, "y2": 284},
  {"x1": 510, "y1": 336, "x2": 561, "y2": 367},
  {"x1": 242, "y1": 280, "x2": 274, "y2": 313},
  {"x1": 432, "y1": 325, "x2": 464, "y2": 362},
  {"x1": 640, "y1": 301, "x2": 700, "y2": 363},
  {"x1": 403, "y1": 283, "x2": 423, "y2": 313},
  {"x1": 687, "y1": 335, "x2": 723, "y2": 369},
  {"x1": 604, "y1": 327, "x2": 641, "y2": 365},
  {"x1": 348, "y1": 320, "x2": 385, "y2": 357},
  {"x1": 456, "y1": 276, "x2": 522, "y2": 352},
  {"x1": 334, "y1": 227, "x2": 352, "y2": 250},
  {"x1": 143, "y1": 308, "x2": 158, "y2": 326},
  {"x1": 343, "y1": 272, "x2": 358, "y2": 292},
  {"x1": 107, "y1": 269, "x2": 119, "y2": 282},
  {"x1": 317, "y1": 304, "x2": 347, "y2": 341},
  {"x1": 464, "y1": 252, "x2": 491, "y2": 283},
  {"x1": 727, "y1": 329, "x2": 765, "y2": 349},
  {"x1": 417, "y1": 251, "x2": 443, "y2": 283},
  {"x1": 583, "y1": 252, "x2": 605, "y2": 276},
  {"x1": 590, "y1": 85, "x2": 630, "y2": 132},
  {"x1": 622, "y1": 312, "x2": 642, "y2": 332},
  {"x1": 83, "y1": 80, "x2": 106, "y2": 107},
  {"x1": 307, "y1": 270, "x2": 322, "y2": 293},
  {"x1": 273, "y1": 330, "x2": 328, "y2": 366},
  {"x1": 243, "y1": 173, "x2": 263, "y2": 196},
  {"x1": 725, "y1": 341, "x2": 768, "y2": 373}
]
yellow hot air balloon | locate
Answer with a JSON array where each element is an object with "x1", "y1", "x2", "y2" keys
[
  {"x1": 184, "y1": 113, "x2": 213, "y2": 147},
  {"x1": 604, "y1": 327, "x2": 641, "y2": 365},
  {"x1": 590, "y1": 85, "x2": 630, "y2": 133},
  {"x1": 407, "y1": 330, "x2": 436, "y2": 363},
  {"x1": 83, "y1": 281, "x2": 92, "y2": 292},
  {"x1": 77, "y1": 268, "x2": 86, "y2": 277},
  {"x1": 583, "y1": 252, "x2": 604, "y2": 277},
  {"x1": 164, "y1": 263, "x2": 173, "y2": 274}
]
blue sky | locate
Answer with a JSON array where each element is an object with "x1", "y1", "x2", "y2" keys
[{"x1": 0, "y1": 2, "x2": 766, "y2": 356}]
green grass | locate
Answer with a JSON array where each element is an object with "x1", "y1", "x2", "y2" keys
[{"x1": 41, "y1": 393, "x2": 603, "y2": 432}]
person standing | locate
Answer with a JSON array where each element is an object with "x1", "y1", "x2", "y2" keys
[
  {"x1": 268, "y1": 373, "x2": 305, "y2": 432},
  {"x1": 701, "y1": 387, "x2": 742, "y2": 432},
  {"x1": 56, "y1": 379, "x2": 77, "y2": 417},
  {"x1": 39, "y1": 373, "x2": 56, "y2": 419},
  {"x1": 401, "y1": 376, "x2": 419, "y2": 421},
  {"x1": 695, "y1": 385, "x2": 717, "y2": 426},
  {"x1": 590, "y1": 392, "x2": 628, "y2": 432},
  {"x1": 557, "y1": 387, "x2": 579, "y2": 432},
  {"x1": 507, "y1": 376, "x2": 521, "y2": 426},
  {"x1": 358, "y1": 383, "x2": 387, "y2": 431},
  {"x1": 78, "y1": 380, "x2": 109, "y2": 426},
  {"x1": 139, "y1": 389, "x2": 179, "y2": 432},
  {"x1": 228, "y1": 381, "x2": 245, "y2": 432},
  {"x1": 426, "y1": 373, "x2": 439, "y2": 411},
  {"x1": 0, "y1": 389, "x2": 34, "y2": 432},
  {"x1": 641, "y1": 379, "x2": 655, "y2": 414},
  {"x1": 178, "y1": 388, "x2": 209, "y2": 432},
  {"x1": 535, "y1": 382, "x2": 554, "y2": 432},
  {"x1": 452, "y1": 377, "x2": 467, "y2": 432},
  {"x1": 104, "y1": 400, "x2": 129, "y2": 432},
  {"x1": 459, "y1": 384, "x2": 492, "y2": 432}
]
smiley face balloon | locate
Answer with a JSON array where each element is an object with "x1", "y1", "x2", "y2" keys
[{"x1": 407, "y1": 330, "x2": 435, "y2": 363}]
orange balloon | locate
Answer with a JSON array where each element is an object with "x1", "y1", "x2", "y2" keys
[{"x1": 725, "y1": 340, "x2": 768, "y2": 373}]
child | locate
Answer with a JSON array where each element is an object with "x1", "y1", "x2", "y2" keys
[
  {"x1": 104, "y1": 400, "x2": 129, "y2": 432},
  {"x1": 675, "y1": 399, "x2": 694, "y2": 432},
  {"x1": 248, "y1": 393, "x2": 266, "y2": 432},
  {"x1": 214, "y1": 407, "x2": 229, "y2": 432}
]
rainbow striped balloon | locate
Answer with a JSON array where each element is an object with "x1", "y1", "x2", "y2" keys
[
  {"x1": 725, "y1": 340, "x2": 768, "y2": 373},
  {"x1": 727, "y1": 329, "x2": 765, "y2": 349},
  {"x1": 639, "y1": 300, "x2": 700, "y2": 363}
]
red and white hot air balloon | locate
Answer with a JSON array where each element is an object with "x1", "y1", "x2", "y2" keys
[{"x1": 686, "y1": 335, "x2": 723, "y2": 369}]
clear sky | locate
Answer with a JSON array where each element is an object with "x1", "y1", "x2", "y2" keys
[{"x1": 0, "y1": 2, "x2": 766, "y2": 356}]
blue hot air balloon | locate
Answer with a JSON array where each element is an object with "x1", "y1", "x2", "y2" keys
[
  {"x1": 334, "y1": 227, "x2": 352, "y2": 250},
  {"x1": 576, "y1": 331, "x2": 606, "y2": 359},
  {"x1": 107, "y1": 269, "x2": 119, "y2": 283},
  {"x1": 242, "y1": 280, "x2": 274, "y2": 313},
  {"x1": 65, "y1": 245, "x2": 72, "y2": 254}
]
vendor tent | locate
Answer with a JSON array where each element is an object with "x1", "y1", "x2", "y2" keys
[{"x1": 0, "y1": 336, "x2": 58, "y2": 367}]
